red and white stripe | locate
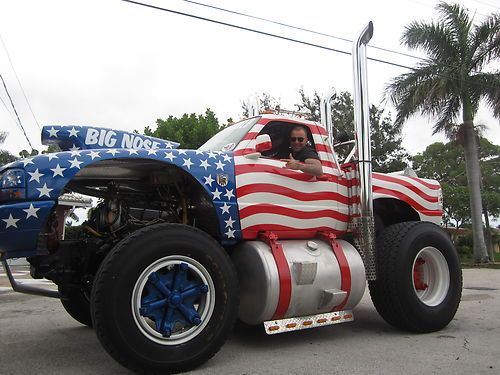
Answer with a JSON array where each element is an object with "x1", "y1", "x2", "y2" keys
[
  {"x1": 235, "y1": 116, "x2": 349, "y2": 239},
  {"x1": 233, "y1": 115, "x2": 443, "y2": 239},
  {"x1": 373, "y1": 172, "x2": 442, "y2": 224}
]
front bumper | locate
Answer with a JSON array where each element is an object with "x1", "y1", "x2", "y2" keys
[{"x1": 0, "y1": 200, "x2": 54, "y2": 259}]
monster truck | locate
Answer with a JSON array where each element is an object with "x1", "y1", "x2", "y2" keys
[{"x1": 0, "y1": 23, "x2": 461, "y2": 374}]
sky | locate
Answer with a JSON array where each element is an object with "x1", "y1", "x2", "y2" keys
[{"x1": 0, "y1": 0, "x2": 499, "y2": 158}]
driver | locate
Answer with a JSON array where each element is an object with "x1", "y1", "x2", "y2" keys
[{"x1": 281, "y1": 126, "x2": 323, "y2": 177}]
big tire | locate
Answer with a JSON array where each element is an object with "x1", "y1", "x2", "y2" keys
[
  {"x1": 368, "y1": 221, "x2": 462, "y2": 333},
  {"x1": 91, "y1": 223, "x2": 238, "y2": 374},
  {"x1": 59, "y1": 286, "x2": 93, "y2": 327}
]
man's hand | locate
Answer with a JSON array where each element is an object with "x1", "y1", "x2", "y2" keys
[
  {"x1": 281, "y1": 153, "x2": 323, "y2": 177},
  {"x1": 281, "y1": 153, "x2": 301, "y2": 171}
]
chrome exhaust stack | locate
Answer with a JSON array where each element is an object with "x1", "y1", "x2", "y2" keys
[
  {"x1": 352, "y1": 22, "x2": 376, "y2": 280},
  {"x1": 247, "y1": 95, "x2": 260, "y2": 117},
  {"x1": 320, "y1": 88, "x2": 336, "y2": 145}
]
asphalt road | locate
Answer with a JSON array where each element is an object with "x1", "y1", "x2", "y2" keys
[{"x1": 0, "y1": 267, "x2": 499, "y2": 375}]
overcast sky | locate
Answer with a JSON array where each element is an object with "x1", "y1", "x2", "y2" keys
[{"x1": 0, "y1": 0, "x2": 498, "y2": 158}]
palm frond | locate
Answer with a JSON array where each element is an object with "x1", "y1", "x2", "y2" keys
[
  {"x1": 437, "y1": 1, "x2": 473, "y2": 60},
  {"x1": 471, "y1": 13, "x2": 500, "y2": 71},
  {"x1": 470, "y1": 72, "x2": 500, "y2": 119},
  {"x1": 386, "y1": 62, "x2": 461, "y2": 126},
  {"x1": 433, "y1": 96, "x2": 461, "y2": 137},
  {"x1": 402, "y1": 21, "x2": 459, "y2": 62}
]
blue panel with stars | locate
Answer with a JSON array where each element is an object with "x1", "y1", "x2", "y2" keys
[
  {"x1": 0, "y1": 201, "x2": 55, "y2": 258},
  {"x1": 41, "y1": 125, "x2": 180, "y2": 151},
  {"x1": 1, "y1": 145, "x2": 242, "y2": 256}
]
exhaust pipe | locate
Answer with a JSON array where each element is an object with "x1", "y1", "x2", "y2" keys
[
  {"x1": 247, "y1": 95, "x2": 260, "y2": 117},
  {"x1": 352, "y1": 22, "x2": 376, "y2": 280},
  {"x1": 320, "y1": 88, "x2": 336, "y2": 145}
]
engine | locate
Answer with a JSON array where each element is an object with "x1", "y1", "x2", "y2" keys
[
  {"x1": 231, "y1": 238, "x2": 366, "y2": 325},
  {"x1": 88, "y1": 198, "x2": 177, "y2": 235}
]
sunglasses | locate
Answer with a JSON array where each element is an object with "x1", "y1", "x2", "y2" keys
[{"x1": 290, "y1": 137, "x2": 305, "y2": 142}]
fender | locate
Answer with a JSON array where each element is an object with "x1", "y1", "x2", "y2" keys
[{"x1": 3, "y1": 148, "x2": 242, "y2": 246}]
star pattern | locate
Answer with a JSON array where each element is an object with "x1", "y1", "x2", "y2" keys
[
  {"x1": 36, "y1": 183, "x2": 53, "y2": 198},
  {"x1": 69, "y1": 158, "x2": 83, "y2": 169},
  {"x1": 224, "y1": 189, "x2": 235, "y2": 200},
  {"x1": 3, "y1": 129, "x2": 241, "y2": 242},
  {"x1": 50, "y1": 164, "x2": 66, "y2": 177},
  {"x1": 220, "y1": 203, "x2": 231, "y2": 214},
  {"x1": 47, "y1": 127, "x2": 59, "y2": 137},
  {"x1": 0, "y1": 201, "x2": 54, "y2": 236},
  {"x1": 2, "y1": 214, "x2": 20, "y2": 229},
  {"x1": 23, "y1": 204, "x2": 40, "y2": 219},
  {"x1": 68, "y1": 127, "x2": 79, "y2": 137},
  {"x1": 200, "y1": 159, "x2": 210, "y2": 170},
  {"x1": 215, "y1": 160, "x2": 225, "y2": 170},
  {"x1": 204, "y1": 175, "x2": 214, "y2": 186},
  {"x1": 182, "y1": 158, "x2": 193, "y2": 169},
  {"x1": 28, "y1": 169, "x2": 43, "y2": 183},
  {"x1": 212, "y1": 188, "x2": 222, "y2": 200},
  {"x1": 224, "y1": 217, "x2": 235, "y2": 228},
  {"x1": 88, "y1": 150, "x2": 101, "y2": 160},
  {"x1": 22, "y1": 158, "x2": 34, "y2": 167}
]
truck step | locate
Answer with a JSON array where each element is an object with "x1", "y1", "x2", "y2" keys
[{"x1": 263, "y1": 310, "x2": 353, "y2": 335}]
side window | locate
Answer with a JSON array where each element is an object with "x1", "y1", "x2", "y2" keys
[
  {"x1": 258, "y1": 121, "x2": 317, "y2": 159},
  {"x1": 258, "y1": 122, "x2": 289, "y2": 159}
]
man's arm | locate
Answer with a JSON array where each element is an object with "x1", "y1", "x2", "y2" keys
[
  {"x1": 281, "y1": 154, "x2": 324, "y2": 177},
  {"x1": 299, "y1": 158, "x2": 323, "y2": 177}
]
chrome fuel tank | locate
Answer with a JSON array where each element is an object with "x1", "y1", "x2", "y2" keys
[{"x1": 232, "y1": 239, "x2": 366, "y2": 325}]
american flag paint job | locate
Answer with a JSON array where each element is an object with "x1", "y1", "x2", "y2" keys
[
  {"x1": 1, "y1": 144, "x2": 241, "y2": 258},
  {"x1": 1, "y1": 115, "x2": 443, "y2": 259},
  {"x1": 233, "y1": 115, "x2": 442, "y2": 238},
  {"x1": 234, "y1": 116, "x2": 351, "y2": 240},
  {"x1": 373, "y1": 172, "x2": 442, "y2": 224}
]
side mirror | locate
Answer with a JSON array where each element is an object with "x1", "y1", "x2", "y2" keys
[{"x1": 255, "y1": 134, "x2": 272, "y2": 153}]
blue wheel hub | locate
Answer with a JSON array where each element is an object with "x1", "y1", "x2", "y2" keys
[{"x1": 139, "y1": 262, "x2": 209, "y2": 337}]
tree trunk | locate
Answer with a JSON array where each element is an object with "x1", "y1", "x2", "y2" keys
[
  {"x1": 461, "y1": 121, "x2": 489, "y2": 262},
  {"x1": 483, "y1": 205, "x2": 494, "y2": 262}
]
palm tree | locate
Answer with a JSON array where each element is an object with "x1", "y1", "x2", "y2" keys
[{"x1": 387, "y1": 2, "x2": 500, "y2": 262}]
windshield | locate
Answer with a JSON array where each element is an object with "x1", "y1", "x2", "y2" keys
[{"x1": 198, "y1": 117, "x2": 260, "y2": 152}]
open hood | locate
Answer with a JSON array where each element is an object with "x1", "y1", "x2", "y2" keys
[{"x1": 41, "y1": 125, "x2": 179, "y2": 151}]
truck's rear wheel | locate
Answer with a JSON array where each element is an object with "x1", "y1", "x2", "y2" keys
[
  {"x1": 368, "y1": 221, "x2": 462, "y2": 333},
  {"x1": 59, "y1": 286, "x2": 92, "y2": 327},
  {"x1": 91, "y1": 223, "x2": 238, "y2": 374}
]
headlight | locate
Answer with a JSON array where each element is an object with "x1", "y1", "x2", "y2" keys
[
  {"x1": 1, "y1": 169, "x2": 26, "y2": 188},
  {"x1": 0, "y1": 169, "x2": 26, "y2": 202}
]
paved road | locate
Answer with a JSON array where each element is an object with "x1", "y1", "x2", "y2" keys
[{"x1": 1, "y1": 267, "x2": 499, "y2": 374}]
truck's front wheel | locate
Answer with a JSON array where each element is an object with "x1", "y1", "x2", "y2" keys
[
  {"x1": 91, "y1": 224, "x2": 238, "y2": 374},
  {"x1": 368, "y1": 221, "x2": 462, "y2": 333}
]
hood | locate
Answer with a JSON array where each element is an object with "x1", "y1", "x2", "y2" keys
[{"x1": 41, "y1": 125, "x2": 179, "y2": 151}]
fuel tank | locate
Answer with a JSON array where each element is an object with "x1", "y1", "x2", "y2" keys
[{"x1": 232, "y1": 238, "x2": 366, "y2": 325}]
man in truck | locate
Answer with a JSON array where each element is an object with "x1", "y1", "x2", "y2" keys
[{"x1": 281, "y1": 125, "x2": 323, "y2": 177}]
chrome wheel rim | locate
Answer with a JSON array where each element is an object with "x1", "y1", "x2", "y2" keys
[
  {"x1": 412, "y1": 246, "x2": 450, "y2": 307},
  {"x1": 131, "y1": 255, "x2": 215, "y2": 345}
]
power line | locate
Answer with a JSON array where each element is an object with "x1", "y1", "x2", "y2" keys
[
  {"x1": 0, "y1": 92, "x2": 19, "y2": 128},
  {"x1": 121, "y1": 0, "x2": 500, "y2": 91},
  {"x1": 0, "y1": 73, "x2": 33, "y2": 150},
  {"x1": 0, "y1": 33, "x2": 41, "y2": 130},
  {"x1": 406, "y1": 0, "x2": 490, "y2": 18},
  {"x1": 180, "y1": 0, "x2": 496, "y2": 75},
  {"x1": 121, "y1": 1, "x2": 352, "y2": 55},
  {"x1": 181, "y1": 0, "x2": 426, "y2": 62},
  {"x1": 470, "y1": 0, "x2": 500, "y2": 11}
]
